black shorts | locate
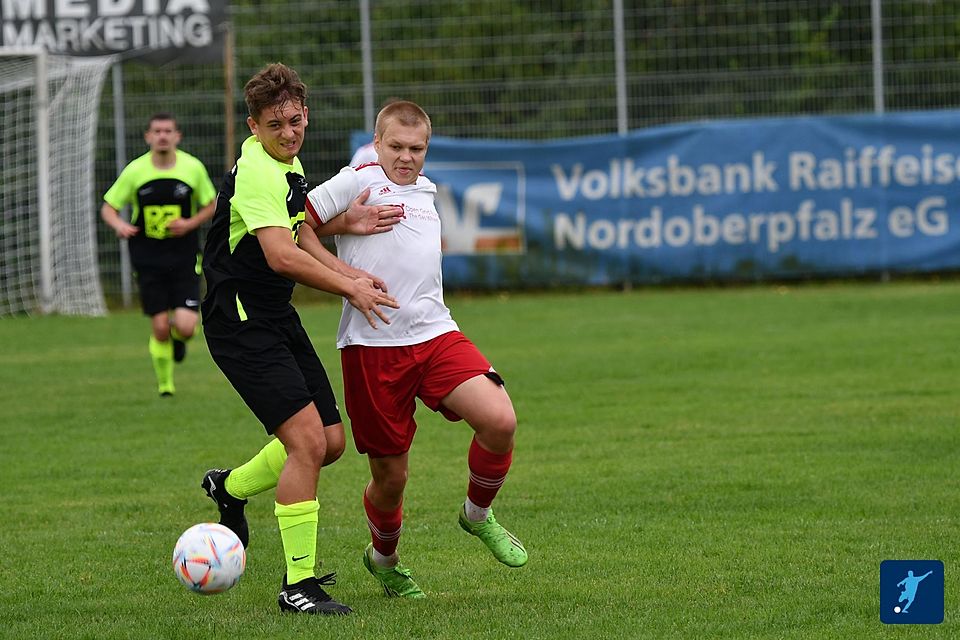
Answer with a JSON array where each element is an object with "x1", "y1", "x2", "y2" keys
[
  {"x1": 136, "y1": 264, "x2": 200, "y2": 316},
  {"x1": 203, "y1": 311, "x2": 342, "y2": 434}
]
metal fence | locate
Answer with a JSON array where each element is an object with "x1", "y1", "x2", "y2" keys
[{"x1": 95, "y1": 0, "x2": 960, "y2": 303}]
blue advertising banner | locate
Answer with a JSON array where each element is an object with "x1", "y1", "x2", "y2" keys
[{"x1": 353, "y1": 110, "x2": 960, "y2": 287}]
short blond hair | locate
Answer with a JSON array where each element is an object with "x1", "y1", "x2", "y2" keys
[{"x1": 375, "y1": 101, "x2": 432, "y2": 140}]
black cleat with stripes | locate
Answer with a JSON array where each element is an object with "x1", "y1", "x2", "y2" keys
[{"x1": 278, "y1": 573, "x2": 352, "y2": 615}]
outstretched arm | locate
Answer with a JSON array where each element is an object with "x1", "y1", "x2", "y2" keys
[
  {"x1": 297, "y1": 220, "x2": 389, "y2": 291},
  {"x1": 257, "y1": 225, "x2": 397, "y2": 328},
  {"x1": 305, "y1": 169, "x2": 401, "y2": 290}
]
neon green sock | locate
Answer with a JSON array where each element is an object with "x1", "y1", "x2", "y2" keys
[
  {"x1": 148, "y1": 336, "x2": 174, "y2": 394},
  {"x1": 226, "y1": 438, "x2": 288, "y2": 499},
  {"x1": 276, "y1": 500, "x2": 319, "y2": 584},
  {"x1": 170, "y1": 326, "x2": 189, "y2": 343}
]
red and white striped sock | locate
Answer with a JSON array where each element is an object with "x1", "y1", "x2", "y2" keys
[
  {"x1": 364, "y1": 491, "x2": 402, "y2": 565},
  {"x1": 465, "y1": 437, "x2": 513, "y2": 521}
]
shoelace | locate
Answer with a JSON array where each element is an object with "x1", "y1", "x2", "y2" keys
[
  {"x1": 315, "y1": 572, "x2": 338, "y2": 586},
  {"x1": 290, "y1": 573, "x2": 339, "y2": 604}
]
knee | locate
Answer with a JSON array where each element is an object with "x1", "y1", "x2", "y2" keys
[
  {"x1": 322, "y1": 430, "x2": 346, "y2": 467},
  {"x1": 287, "y1": 428, "x2": 327, "y2": 468},
  {"x1": 372, "y1": 468, "x2": 408, "y2": 499},
  {"x1": 176, "y1": 324, "x2": 196, "y2": 340},
  {"x1": 381, "y1": 475, "x2": 407, "y2": 499},
  {"x1": 478, "y1": 403, "x2": 517, "y2": 446}
]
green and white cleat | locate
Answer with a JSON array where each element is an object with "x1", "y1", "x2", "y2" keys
[
  {"x1": 362, "y1": 543, "x2": 426, "y2": 598},
  {"x1": 458, "y1": 506, "x2": 528, "y2": 567}
]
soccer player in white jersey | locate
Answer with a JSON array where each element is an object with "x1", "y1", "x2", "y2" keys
[{"x1": 306, "y1": 101, "x2": 528, "y2": 598}]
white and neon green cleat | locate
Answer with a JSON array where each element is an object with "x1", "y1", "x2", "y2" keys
[
  {"x1": 458, "y1": 506, "x2": 528, "y2": 567},
  {"x1": 362, "y1": 543, "x2": 426, "y2": 598}
]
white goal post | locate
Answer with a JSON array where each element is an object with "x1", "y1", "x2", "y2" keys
[{"x1": 0, "y1": 47, "x2": 114, "y2": 316}]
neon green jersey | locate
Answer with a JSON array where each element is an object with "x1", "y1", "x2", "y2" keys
[
  {"x1": 103, "y1": 150, "x2": 216, "y2": 269},
  {"x1": 201, "y1": 136, "x2": 309, "y2": 321}
]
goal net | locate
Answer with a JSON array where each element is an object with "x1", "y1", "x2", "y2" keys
[{"x1": 0, "y1": 49, "x2": 114, "y2": 316}]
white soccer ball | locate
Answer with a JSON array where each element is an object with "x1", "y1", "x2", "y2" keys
[{"x1": 172, "y1": 522, "x2": 246, "y2": 595}]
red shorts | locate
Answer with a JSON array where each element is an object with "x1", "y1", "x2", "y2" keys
[{"x1": 341, "y1": 330, "x2": 503, "y2": 457}]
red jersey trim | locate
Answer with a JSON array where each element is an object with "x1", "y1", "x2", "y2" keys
[{"x1": 305, "y1": 197, "x2": 322, "y2": 225}]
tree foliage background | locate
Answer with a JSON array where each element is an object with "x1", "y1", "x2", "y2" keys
[{"x1": 94, "y1": 1, "x2": 960, "y2": 297}]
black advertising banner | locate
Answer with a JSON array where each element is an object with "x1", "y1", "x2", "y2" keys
[{"x1": 0, "y1": 0, "x2": 228, "y2": 64}]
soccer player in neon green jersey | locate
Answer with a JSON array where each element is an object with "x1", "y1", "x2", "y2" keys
[
  {"x1": 101, "y1": 114, "x2": 217, "y2": 396},
  {"x1": 199, "y1": 63, "x2": 402, "y2": 616}
]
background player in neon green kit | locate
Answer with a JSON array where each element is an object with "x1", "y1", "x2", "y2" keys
[
  {"x1": 101, "y1": 114, "x2": 217, "y2": 396},
  {"x1": 200, "y1": 63, "x2": 402, "y2": 616}
]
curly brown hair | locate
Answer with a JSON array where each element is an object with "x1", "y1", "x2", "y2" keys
[{"x1": 244, "y1": 63, "x2": 307, "y2": 122}]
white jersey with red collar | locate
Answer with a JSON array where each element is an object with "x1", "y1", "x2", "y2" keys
[{"x1": 306, "y1": 163, "x2": 459, "y2": 348}]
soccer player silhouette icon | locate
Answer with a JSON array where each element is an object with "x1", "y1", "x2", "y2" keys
[{"x1": 897, "y1": 570, "x2": 933, "y2": 613}]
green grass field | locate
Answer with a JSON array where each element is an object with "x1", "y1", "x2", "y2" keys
[{"x1": 1, "y1": 281, "x2": 957, "y2": 639}]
